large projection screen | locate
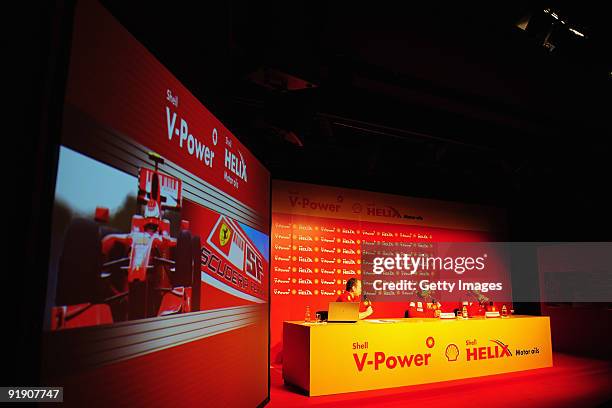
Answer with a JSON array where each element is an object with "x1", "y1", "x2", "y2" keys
[{"x1": 42, "y1": 1, "x2": 270, "y2": 406}]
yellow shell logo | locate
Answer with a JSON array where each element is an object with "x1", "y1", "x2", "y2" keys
[
  {"x1": 445, "y1": 344, "x2": 459, "y2": 361},
  {"x1": 219, "y1": 223, "x2": 232, "y2": 246}
]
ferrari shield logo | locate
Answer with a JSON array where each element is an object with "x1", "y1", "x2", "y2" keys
[{"x1": 219, "y1": 223, "x2": 232, "y2": 246}]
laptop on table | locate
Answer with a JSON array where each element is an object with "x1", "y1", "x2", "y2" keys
[{"x1": 327, "y1": 302, "x2": 359, "y2": 323}]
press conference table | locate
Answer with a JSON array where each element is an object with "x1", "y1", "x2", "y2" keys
[{"x1": 283, "y1": 315, "x2": 552, "y2": 396}]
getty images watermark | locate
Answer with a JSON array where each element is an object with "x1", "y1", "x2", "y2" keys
[{"x1": 360, "y1": 242, "x2": 611, "y2": 303}]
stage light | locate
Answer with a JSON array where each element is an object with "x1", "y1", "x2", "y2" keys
[{"x1": 569, "y1": 28, "x2": 585, "y2": 37}]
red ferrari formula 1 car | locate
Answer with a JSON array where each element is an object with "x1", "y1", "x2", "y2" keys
[{"x1": 52, "y1": 153, "x2": 201, "y2": 330}]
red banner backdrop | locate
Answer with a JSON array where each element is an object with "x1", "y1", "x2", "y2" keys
[{"x1": 271, "y1": 181, "x2": 506, "y2": 364}]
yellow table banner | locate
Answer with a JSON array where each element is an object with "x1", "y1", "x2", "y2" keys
[{"x1": 283, "y1": 316, "x2": 552, "y2": 396}]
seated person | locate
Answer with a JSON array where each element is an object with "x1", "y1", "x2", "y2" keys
[{"x1": 336, "y1": 278, "x2": 373, "y2": 319}]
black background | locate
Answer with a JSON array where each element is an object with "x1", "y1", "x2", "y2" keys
[{"x1": 8, "y1": 0, "x2": 611, "y2": 387}]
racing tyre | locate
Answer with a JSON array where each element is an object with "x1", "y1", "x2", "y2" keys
[
  {"x1": 191, "y1": 235, "x2": 202, "y2": 311},
  {"x1": 128, "y1": 280, "x2": 148, "y2": 320},
  {"x1": 57, "y1": 218, "x2": 103, "y2": 305},
  {"x1": 174, "y1": 230, "x2": 193, "y2": 287}
]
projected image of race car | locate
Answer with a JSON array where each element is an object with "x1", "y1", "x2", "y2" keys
[{"x1": 51, "y1": 152, "x2": 201, "y2": 330}]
